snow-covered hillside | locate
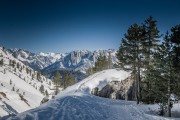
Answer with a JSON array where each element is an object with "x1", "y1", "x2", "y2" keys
[
  {"x1": 3, "y1": 69, "x2": 179, "y2": 120},
  {"x1": 8, "y1": 48, "x2": 117, "y2": 74},
  {"x1": 0, "y1": 47, "x2": 54, "y2": 117}
]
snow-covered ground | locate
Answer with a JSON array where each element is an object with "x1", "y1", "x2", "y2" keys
[
  {"x1": 0, "y1": 47, "x2": 54, "y2": 117},
  {"x1": 3, "y1": 69, "x2": 180, "y2": 120}
]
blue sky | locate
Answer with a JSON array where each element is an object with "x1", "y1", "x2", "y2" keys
[{"x1": 0, "y1": 0, "x2": 180, "y2": 53}]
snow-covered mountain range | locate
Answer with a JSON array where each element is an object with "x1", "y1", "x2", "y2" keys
[
  {"x1": 7, "y1": 48, "x2": 118, "y2": 74},
  {"x1": 1, "y1": 47, "x2": 180, "y2": 119},
  {"x1": 7, "y1": 48, "x2": 65, "y2": 71},
  {"x1": 0, "y1": 47, "x2": 54, "y2": 117}
]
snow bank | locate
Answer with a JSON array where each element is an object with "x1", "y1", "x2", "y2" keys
[{"x1": 60, "y1": 69, "x2": 130, "y2": 95}]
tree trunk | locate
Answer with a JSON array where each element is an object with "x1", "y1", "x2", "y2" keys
[
  {"x1": 167, "y1": 52, "x2": 172, "y2": 117},
  {"x1": 167, "y1": 81, "x2": 171, "y2": 117},
  {"x1": 137, "y1": 62, "x2": 141, "y2": 103},
  {"x1": 134, "y1": 64, "x2": 139, "y2": 104},
  {"x1": 135, "y1": 72, "x2": 139, "y2": 104}
]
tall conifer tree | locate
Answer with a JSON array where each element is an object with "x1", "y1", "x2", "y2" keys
[
  {"x1": 116, "y1": 23, "x2": 144, "y2": 104},
  {"x1": 141, "y1": 16, "x2": 161, "y2": 103}
]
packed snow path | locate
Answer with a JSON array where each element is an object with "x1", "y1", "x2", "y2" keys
[
  {"x1": 2, "y1": 69, "x2": 178, "y2": 120},
  {"x1": 3, "y1": 94, "x2": 174, "y2": 120}
]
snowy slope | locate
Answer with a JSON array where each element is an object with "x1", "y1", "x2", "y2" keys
[
  {"x1": 3, "y1": 69, "x2": 178, "y2": 120},
  {"x1": 0, "y1": 47, "x2": 54, "y2": 117}
]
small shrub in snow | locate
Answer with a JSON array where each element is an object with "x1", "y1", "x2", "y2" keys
[
  {"x1": 10, "y1": 79, "x2": 12, "y2": 85},
  {"x1": 40, "y1": 96, "x2": 49, "y2": 105},
  {"x1": 19, "y1": 94, "x2": 30, "y2": 106},
  {"x1": 45, "y1": 90, "x2": 49, "y2": 97},
  {"x1": 0, "y1": 59, "x2": 3, "y2": 66},
  {"x1": 12, "y1": 86, "x2": 15, "y2": 91},
  {"x1": 39, "y1": 84, "x2": 45, "y2": 94},
  {"x1": 16, "y1": 89, "x2": 19, "y2": 93},
  {"x1": 158, "y1": 102, "x2": 173, "y2": 116}
]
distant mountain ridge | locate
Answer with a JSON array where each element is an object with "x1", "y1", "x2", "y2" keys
[
  {"x1": 7, "y1": 48, "x2": 66, "y2": 71},
  {"x1": 7, "y1": 48, "x2": 118, "y2": 74}
]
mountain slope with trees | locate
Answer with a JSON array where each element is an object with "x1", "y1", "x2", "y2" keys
[{"x1": 0, "y1": 47, "x2": 54, "y2": 117}]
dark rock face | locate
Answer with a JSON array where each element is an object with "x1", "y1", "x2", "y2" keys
[
  {"x1": 91, "y1": 87, "x2": 99, "y2": 96},
  {"x1": 92, "y1": 76, "x2": 136, "y2": 101},
  {"x1": 40, "y1": 96, "x2": 49, "y2": 105},
  {"x1": 99, "y1": 85, "x2": 113, "y2": 98}
]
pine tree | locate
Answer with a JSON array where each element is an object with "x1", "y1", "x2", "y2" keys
[
  {"x1": 87, "y1": 67, "x2": 93, "y2": 76},
  {"x1": 4, "y1": 69, "x2": 6, "y2": 74},
  {"x1": 142, "y1": 16, "x2": 161, "y2": 65},
  {"x1": 0, "y1": 59, "x2": 3, "y2": 66},
  {"x1": 54, "y1": 71, "x2": 61, "y2": 95},
  {"x1": 168, "y1": 25, "x2": 180, "y2": 116},
  {"x1": 62, "y1": 71, "x2": 75, "y2": 89},
  {"x1": 108, "y1": 51, "x2": 113, "y2": 69},
  {"x1": 37, "y1": 72, "x2": 41, "y2": 81},
  {"x1": 45, "y1": 90, "x2": 49, "y2": 97},
  {"x1": 63, "y1": 71, "x2": 69, "y2": 89},
  {"x1": 12, "y1": 60, "x2": 16, "y2": 68},
  {"x1": 17, "y1": 62, "x2": 20, "y2": 69},
  {"x1": 66, "y1": 73, "x2": 75, "y2": 87},
  {"x1": 143, "y1": 32, "x2": 177, "y2": 117},
  {"x1": 94, "y1": 55, "x2": 108, "y2": 72},
  {"x1": 157, "y1": 32, "x2": 175, "y2": 117},
  {"x1": 116, "y1": 23, "x2": 145, "y2": 104},
  {"x1": 29, "y1": 69, "x2": 32, "y2": 76},
  {"x1": 39, "y1": 84, "x2": 45, "y2": 94},
  {"x1": 26, "y1": 68, "x2": 29, "y2": 74},
  {"x1": 142, "y1": 16, "x2": 161, "y2": 104},
  {"x1": 12, "y1": 86, "x2": 15, "y2": 91},
  {"x1": 32, "y1": 74, "x2": 34, "y2": 80},
  {"x1": 10, "y1": 79, "x2": 12, "y2": 85},
  {"x1": 170, "y1": 25, "x2": 180, "y2": 75}
]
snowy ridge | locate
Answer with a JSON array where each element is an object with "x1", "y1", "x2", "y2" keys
[
  {"x1": 3, "y1": 69, "x2": 177, "y2": 120},
  {"x1": 0, "y1": 47, "x2": 54, "y2": 117}
]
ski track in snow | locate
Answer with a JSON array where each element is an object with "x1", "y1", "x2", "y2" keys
[{"x1": 5, "y1": 95, "x2": 173, "y2": 120}]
